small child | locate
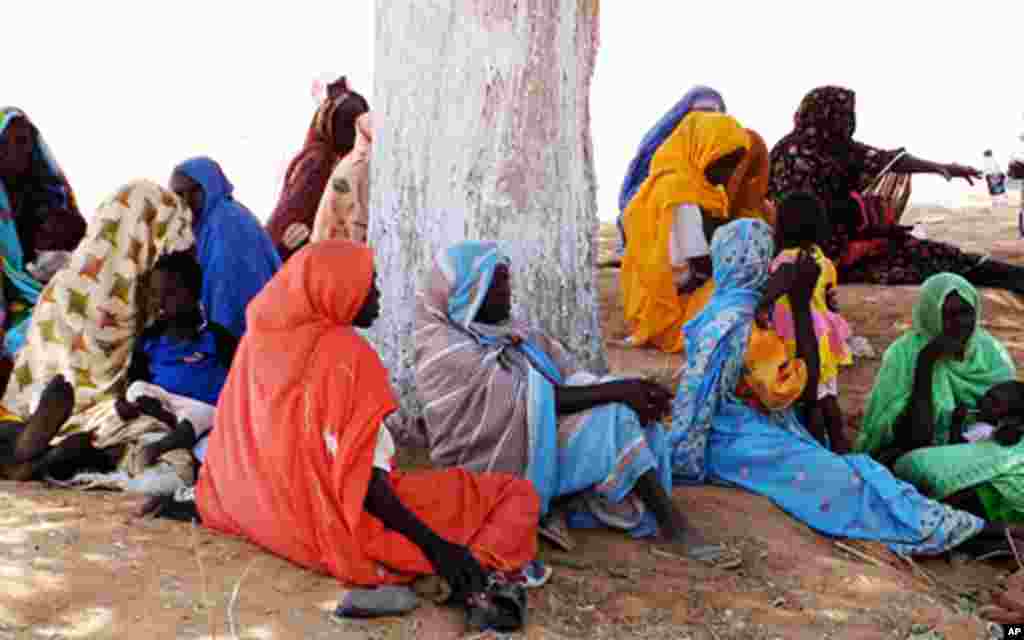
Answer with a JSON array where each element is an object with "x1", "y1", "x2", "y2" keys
[
  {"x1": 952, "y1": 381, "x2": 1024, "y2": 447},
  {"x1": 116, "y1": 251, "x2": 238, "y2": 467},
  {"x1": 758, "y1": 192, "x2": 852, "y2": 451}
]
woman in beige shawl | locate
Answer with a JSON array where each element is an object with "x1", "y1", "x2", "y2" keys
[
  {"x1": 414, "y1": 241, "x2": 725, "y2": 561},
  {"x1": 1, "y1": 180, "x2": 196, "y2": 489},
  {"x1": 311, "y1": 112, "x2": 372, "y2": 244}
]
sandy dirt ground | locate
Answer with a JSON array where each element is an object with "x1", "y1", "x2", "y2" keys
[{"x1": 1, "y1": 204, "x2": 1022, "y2": 639}]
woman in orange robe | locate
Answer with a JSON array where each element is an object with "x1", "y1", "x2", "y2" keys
[{"x1": 194, "y1": 240, "x2": 539, "y2": 605}]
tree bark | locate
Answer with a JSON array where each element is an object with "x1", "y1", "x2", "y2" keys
[{"x1": 370, "y1": 0, "x2": 605, "y2": 429}]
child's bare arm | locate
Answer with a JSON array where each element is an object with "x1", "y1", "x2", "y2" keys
[
  {"x1": 756, "y1": 263, "x2": 797, "y2": 324},
  {"x1": 826, "y1": 284, "x2": 840, "y2": 313}
]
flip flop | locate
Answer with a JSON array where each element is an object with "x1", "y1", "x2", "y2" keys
[
  {"x1": 334, "y1": 585, "x2": 420, "y2": 619},
  {"x1": 687, "y1": 544, "x2": 743, "y2": 570},
  {"x1": 538, "y1": 509, "x2": 575, "y2": 552},
  {"x1": 502, "y1": 560, "x2": 552, "y2": 589}
]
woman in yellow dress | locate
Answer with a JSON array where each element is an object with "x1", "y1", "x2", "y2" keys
[{"x1": 620, "y1": 111, "x2": 749, "y2": 353}]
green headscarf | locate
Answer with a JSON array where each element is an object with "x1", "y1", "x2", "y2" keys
[{"x1": 857, "y1": 273, "x2": 1017, "y2": 454}]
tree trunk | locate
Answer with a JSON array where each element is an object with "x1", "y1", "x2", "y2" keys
[{"x1": 370, "y1": 0, "x2": 605, "y2": 428}]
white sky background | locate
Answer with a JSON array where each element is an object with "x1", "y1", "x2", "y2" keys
[{"x1": 7, "y1": 2, "x2": 1023, "y2": 224}]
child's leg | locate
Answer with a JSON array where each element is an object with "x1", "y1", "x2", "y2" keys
[{"x1": 819, "y1": 389, "x2": 850, "y2": 454}]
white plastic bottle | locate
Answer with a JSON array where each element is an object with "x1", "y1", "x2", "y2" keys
[{"x1": 983, "y1": 149, "x2": 1009, "y2": 208}]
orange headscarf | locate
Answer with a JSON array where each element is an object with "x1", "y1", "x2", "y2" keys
[
  {"x1": 197, "y1": 241, "x2": 538, "y2": 585},
  {"x1": 727, "y1": 129, "x2": 774, "y2": 225}
]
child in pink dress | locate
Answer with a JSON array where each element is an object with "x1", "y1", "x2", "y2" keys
[{"x1": 759, "y1": 192, "x2": 852, "y2": 452}]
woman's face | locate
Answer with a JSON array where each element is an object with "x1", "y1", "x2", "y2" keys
[
  {"x1": 151, "y1": 268, "x2": 199, "y2": 326},
  {"x1": 705, "y1": 149, "x2": 746, "y2": 187},
  {"x1": 353, "y1": 274, "x2": 381, "y2": 328},
  {"x1": 941, "y1": 291, "x2": 975, "y2": 352},
  {"x1": 0, "y1": 118, "x2": 34, "y2": 177},
  {"x1": 475, "y1": 264, "x2": 512, "y2": 325},
  {"x1": 169, "y1": 172, "x2": 204, "y2": 220}
]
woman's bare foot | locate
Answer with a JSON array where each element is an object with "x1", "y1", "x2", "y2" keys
[{"x1": 12, "y1": 375, "x2": 74, "y2": 462}]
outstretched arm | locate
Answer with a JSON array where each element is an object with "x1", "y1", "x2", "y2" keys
[{"x1": 893, "y1": 154, "x2": 980, "y2": 185}]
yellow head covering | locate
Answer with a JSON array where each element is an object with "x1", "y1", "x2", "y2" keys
[
  {"x1": 620, "y1": 112, "x2": 749, "y2": 352},
  {"x1": 647, "y1": 111, "x2": 749, "y2": 217}
]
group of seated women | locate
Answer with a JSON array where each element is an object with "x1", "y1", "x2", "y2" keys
[{"x1": 3, "y1": 80, "x2": 1024, "y2": 631}]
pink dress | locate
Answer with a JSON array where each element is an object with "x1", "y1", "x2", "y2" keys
[{"x1": 769, "y1": 246, "x2": 852, "y2": 390}]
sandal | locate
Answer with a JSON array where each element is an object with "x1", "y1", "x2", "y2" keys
[
  {"x1": 465, "y1": 577, "x2": 527, "y2": 633},
  {"x1": 502, "y1": 560, "x2": 552, "y2": 588},
  {"x1": 539, "y1": 509, "x2": 575, "y2": 552},
  {"x1": 686, "y1": 544, "x2": 743, "y2": 569},
  {"x1": 334, "y1": 585, "x2": 420, "y2": 619}
]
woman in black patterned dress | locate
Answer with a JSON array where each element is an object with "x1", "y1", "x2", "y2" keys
[{"x1": 768, "y1": 86, "x2": 1024, "y2": 293}]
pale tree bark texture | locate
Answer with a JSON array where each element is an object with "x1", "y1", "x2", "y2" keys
[{"x1": 370, "y1": 0, "x2": 605, "y2": 427}]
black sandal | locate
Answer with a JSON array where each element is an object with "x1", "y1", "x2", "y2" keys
[{"x1": 465, "y1": 577, "x2": 527, "y2": 633}]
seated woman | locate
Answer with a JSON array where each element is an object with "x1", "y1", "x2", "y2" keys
[
  {"x1": 768, "y1": 86, "x2": 1024, "y2": 292},
  {"x1": 265, "y1": 77, "x2": 370, "y2": 261},
  {"x1": 857, "y1": 274, "x2": 1024, "y2": 522},
  {"x1": 170, "y1": 157, "x2": 281, "y2": 338},
  {"x1": 414, "y1": 241, "x2": 719, "y2": 558},
  {"x1": 176, "y1": 241, "x2": 539, "y2": 630},
  {"x1": 117, "y1": 251, "x2": 238, "y2": 467},
  {"x1": 670, "y1": 218, "x2": 1022, "y2": 556},
  {"x1": 311, "y1": 111, "x2": 372, "y2": 244},
  {"x1": 0, "y1": 107, "x2": 87, "y2": 367},
  {"x1": 617, "y1": 85, "x2": 727, "y2": 251},
  {"x1": 619, "y1": 112, "x2": 752, "y2": 353},
  {"x1": 2, "y1": 180, "x2": 198, "y2": 490}
]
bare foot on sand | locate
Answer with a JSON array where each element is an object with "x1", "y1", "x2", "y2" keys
[{"x1": 13, "y1": 375, "x2": 74, "y2": 463}]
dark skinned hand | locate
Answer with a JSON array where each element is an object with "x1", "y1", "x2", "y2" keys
[
  {"x1": 995, "y1": 425, "x2": 1024, "y2": 447},
  {"x1": 115, "y1": 397, "x2": 141, "y2": 422},
  {"x1": 137, "y1": 443, "x2": 164, "y2": 470},
  {"x1": 615, "y1": 379, "x2": 672, "y2": 424},
  {"x1": 951, "y1": 405, "x2": 969, "y2": 443},
  {"x1": 425, "y1": 539, "x2": 488, "y2": 603},
  {"x1": 825, "y1": 284, "x2": 840, "y2": 313},
  {"x1": 924, "y1": 334, "x2": 965, "y2": 362},
  {"x1": 135, "y1": 396, "x2": 176, "y2": 426},
  {"x1": 678, "y1": 256, "x2": 712, "y2": 295},
  {"x1": 938, "y1": 163, "x2": 981, "y2": 186}
]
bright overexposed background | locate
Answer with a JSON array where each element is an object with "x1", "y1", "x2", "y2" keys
[{"x1": 6, "y1": 2, "x2": 1023, "y2": 223}]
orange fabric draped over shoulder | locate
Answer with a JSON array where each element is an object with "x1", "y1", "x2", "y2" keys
[
  {"x1": 196, "y1": 241, "x2": 539, "y2": 586},
  {"x1": 727, "y1": 129, "x2": 774, "y2": 226}
]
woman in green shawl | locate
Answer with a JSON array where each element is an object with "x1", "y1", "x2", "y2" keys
[{"x1": 857, "y1": 273, "x2": 1022, "y2": 522}]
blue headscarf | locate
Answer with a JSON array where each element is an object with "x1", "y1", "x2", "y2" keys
[
  {"x1": 438, "y1": 240, "x2": 563, "y2": 376},
  {"x1": 173, "y1": 157, "x2": 281, "y2": 337},
  {"x1": 670, "y1": 219, "x2": 775, "y2": 483},
  {"x1": 618, "y1": 86, "x2": 726, "y2": 214},
  {"x1": 1, "y1": 107, "x2": 75, "y2": 355},
  {"x1": 439, "y1": 240, "x2": 508, "y2": 330}
]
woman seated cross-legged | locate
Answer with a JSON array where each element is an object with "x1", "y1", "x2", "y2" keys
[
  {"x1": 857, "y1": 274, "x2": 1024, "y2": 526},
  {"x1": 146, "y1": 241, "x2": 543, "y2": 632},
  {"x1": 413, "y1": 240, "x2": 727, "y2": 562}
]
